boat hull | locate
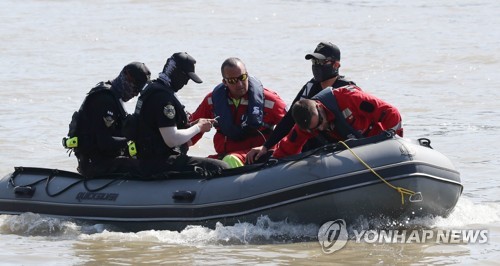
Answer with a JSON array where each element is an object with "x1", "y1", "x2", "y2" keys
[{"x1": 0, "y1": 135, "x2": 462, "y2": 230}]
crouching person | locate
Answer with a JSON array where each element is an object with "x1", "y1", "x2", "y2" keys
[
  {"x1": 273, "y1": 85, "x2": 403, "y2": 158},
  {"x1": 66, "y1": 62, "x2": 151, "y2": 178}
]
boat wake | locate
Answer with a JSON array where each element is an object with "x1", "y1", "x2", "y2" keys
[
  {"x1": 348, "y1": 197, "x2": 499, "y2": 231},
  {"x1": 0, "y1": 212, "x2": 105, "y2": 238},
  {"x1": 1, "y1": 197, "x2": 497, "y2": 245}
]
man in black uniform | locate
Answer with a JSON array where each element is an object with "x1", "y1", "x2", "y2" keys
[
  {"x1": 133, "y1": 52, "x2": 229, "y2": 177},
  {"x1": 69, "y1": 62, "x2": 151, "y2": 178},
  {"x1": 247, "y1": 41, "x2": 357, "y2": 163}
]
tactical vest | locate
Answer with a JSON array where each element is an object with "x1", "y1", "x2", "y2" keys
[
  {"x1": 63, "y1": 82, "x2": 125, "y2": 155},
  {"x1": 132, "y1": 80, "x2": 189, "y2": 159}
]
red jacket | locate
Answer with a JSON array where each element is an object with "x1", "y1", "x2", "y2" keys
[
  {"x1": 191, "y1": 87, "x2": 287, "y2": 161},
  {"x1": 273, "y1": 85, "x2": 403, "y2": 158}
]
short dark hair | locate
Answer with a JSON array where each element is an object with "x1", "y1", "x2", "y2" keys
[
  {"x1": 220, "y1": 57, "x2": 246, "y2": 77},
  {"x1": 292, "y1": 99, "x2": 317, "y2": 130}
]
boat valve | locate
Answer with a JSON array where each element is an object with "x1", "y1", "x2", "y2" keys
[{"x1": 409, "y1": 192, "x2": 423, "y2": 203}]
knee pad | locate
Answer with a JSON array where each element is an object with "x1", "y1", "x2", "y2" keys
[{"x1": 222, "y1": 154, "x2": 244, "y2": 168}]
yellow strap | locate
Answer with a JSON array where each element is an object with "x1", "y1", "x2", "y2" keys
[
  {"x1": 338, "y1": 140, "x2": 416, "y2": 205},
  {"x1": 231, "y1": 98, "x2": 241, "y2": 108}
]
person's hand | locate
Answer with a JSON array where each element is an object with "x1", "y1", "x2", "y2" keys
[
  {"x1": 196, "y1": 118, "x2": 216, "y2": 133},
  {"x1": 188, "y1": 118, "x2": 200, "y2": 127},
  {"x1": 246, "y1": 146, "x2": 268, "y2": 164}
]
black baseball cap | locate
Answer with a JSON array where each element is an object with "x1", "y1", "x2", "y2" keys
[
  {"x1": 123, "y1": 62, "x2": 151, "y2": 88},
  {"x1": 172, "y1": 52, "x2": 203, "y2": 83},
  {"x1": 305, "y1": 42, "x2": 341, "y2": 61}
]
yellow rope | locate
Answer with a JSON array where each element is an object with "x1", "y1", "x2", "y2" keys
[{"x1": 338, "y1": 140, "x2": 416, "y2": 205}]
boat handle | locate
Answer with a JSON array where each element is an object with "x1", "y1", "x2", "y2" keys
[
  {"x1": 409, "y1": 192, "x2": 423, "y2": 203},
  {"x1": 172, "y1": 190, "x2": 196, "y2": 202},
  {"x1": 14, "y1": 186, "x2": 36, "y2": 198},
  {"x1": 417, "y1": 138, "x2": 433, "y2": 149}
]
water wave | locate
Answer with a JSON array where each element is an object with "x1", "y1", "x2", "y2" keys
[{"x1": 1, "y1": 197, "x2": 498, "y2": 244}]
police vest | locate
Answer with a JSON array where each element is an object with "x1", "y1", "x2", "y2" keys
[
  {"x1": 133, "y1": 80, "x2": 189, "y2": 159},
  {"x1": 64, "y1": 82, "x2": 126, "y2": 155}
]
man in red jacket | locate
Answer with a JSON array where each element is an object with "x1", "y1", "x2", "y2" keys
[
  {"x1": 190, "y1": 57, "x2": 287, "y2": 167},
  {"x1": 273, "y1": 85, "x2": 403, "y2": 158},
  {"x1": 246, "y1": 41, "x2": 356, "y2": 164}
]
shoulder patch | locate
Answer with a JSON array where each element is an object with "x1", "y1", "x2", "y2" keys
[
  {"x1": 103, "y1": 116, "x2": 115, "y2": 128},
  {"x1": 359, "y1": 101, "x2": 375, "y2": 113},
  {"x1": 163, "y1": 104, "x2": 176, "y2": 119}
]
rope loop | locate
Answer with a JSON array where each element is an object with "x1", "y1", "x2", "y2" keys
[{"x1": 338, "y1": 140, "x2": 417, "y2": 205}]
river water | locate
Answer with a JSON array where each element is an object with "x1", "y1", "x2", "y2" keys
[{"x1": 0, "y1": 0, "x2": 499, "y2": 265}]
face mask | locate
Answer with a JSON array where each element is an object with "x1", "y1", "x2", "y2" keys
[
  {"x1": 111, "y1": 71, "x2": 139, "y2": 102},
  {"x1": 312, "y1": 64, "x2": 338, "y2": 82},
  {"x1": 158, "y1": 58, "x2": 191, "y2": 92},
  {"x1": 170, "y1": 69, "x2": 190, "y2": 92},
  {"x1": 121, "y1": 77, "x2": 138, "y2": 102}
]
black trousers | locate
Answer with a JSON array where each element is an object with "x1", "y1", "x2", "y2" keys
[
  {"x1": 77, "y1": 155, "x2": 143, "y2": 178},
  {"x1": 139, "y1": 154, "x2": 229, "y2": 178}
]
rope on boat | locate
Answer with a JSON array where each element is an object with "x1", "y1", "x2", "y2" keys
[{"x1": 337, "y1": 140, "x2": 416, "y2": 205}]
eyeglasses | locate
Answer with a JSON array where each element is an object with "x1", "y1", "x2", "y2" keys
[
  {"x1": 224, "y1": 73, "x2": 248, "y2": 85},
  {"x1": 307, "y1": 106, "x2": 324, "y2": 132},
  {"x1": 311, "y1": 59, "x2": 333, "y2": 66}
]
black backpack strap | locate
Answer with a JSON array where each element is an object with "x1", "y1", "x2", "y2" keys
[{"x1": 312, "y1": 87, "x2": 363, "y2": 139}]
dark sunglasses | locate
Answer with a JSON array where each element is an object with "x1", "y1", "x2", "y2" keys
[
  {"x1": 224, "y1": 73, "x2": 248, "y2": 85},
  {"x1": 307, "y1": 106, "x2": 324, "y2": 132},
  {"x1": 311, "y1": 59, "x2": 333, "y2": 66}
]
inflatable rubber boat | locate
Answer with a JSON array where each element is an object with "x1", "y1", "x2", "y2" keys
[{"x1": 0, "y1": 133, "x2": 462, "y2": 231}]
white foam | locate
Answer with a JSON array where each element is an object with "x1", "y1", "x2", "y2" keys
[
  {"x1": 0, "y1": 212, "x2": 80, "y2": 237},
  {"x1": 433, "y1": 197, "x2": 500, "y2": 228},
  {"x1": 78, "y1": 216, "x2": 319, "y2": 245},
  {"x1": 346, "y1": 197, "x2": 500, "y2": 232},
  {"x1": 2, "y1": 197, "x2": 498, "y2": 242}
]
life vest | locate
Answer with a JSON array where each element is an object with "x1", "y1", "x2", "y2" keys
[
  {"x1": 312, "y1": 86, "x2": 364, "y2": 140},
  {"x1": 132, "y1": 80, "x2": 189, "y2": 159},
  {"x1": 211, "y1": 76, "x2": 265, "y2": 140}
]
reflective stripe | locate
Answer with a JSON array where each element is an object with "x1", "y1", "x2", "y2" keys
[
  {"x1": 342, "y1": 108, "x2": 352, "y2": 118},
  {"x1": 390, "y1": 121, "x2": 402, "y2": 131},
  {"x1": 264, "y1": 99, "x2": 275, "y2": 109},
  {"x1": 344, "y1": 85, "x2": 357, "y2": 92}
]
